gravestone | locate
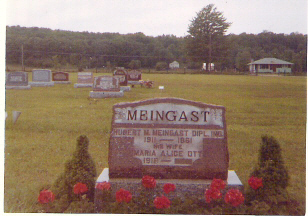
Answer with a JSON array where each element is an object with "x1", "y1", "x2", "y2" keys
[
  {"x1": 127, "y1": 70, "x2": 142, "y2": 86},
  {"x1": 95, "y1": 98, "x2": 243, "y2": 207},
  {"x1": 29, "y1": 69, "x2": 54, "y2": 87},
  {"x1": 74, "y1": 72, "x2": 94, "y2": 88},
  {"x1": 6, "y1": 72, "x2": 31, "y2": 89},
  {"x1": 89, "y1": 76, "x2": 124, "y2": 98},
  {"x1": 52, "y1": 72, "x2": 71, "y2": 84},
  {"x1": 113, "y1": 68, "x2": 130, "y2": 92}
]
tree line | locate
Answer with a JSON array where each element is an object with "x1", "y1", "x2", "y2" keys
[{"x1": 6, "y1": 25, "x2": 307, "y2": 73}]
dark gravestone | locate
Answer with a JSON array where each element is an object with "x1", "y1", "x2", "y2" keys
[
  {"x1": 90, "y1": 76, "x2": 123, "y2": 98},
  {"x1": 52, "y1": 72, "x2": 71, "y2": 84},
  {"x1": 127, "y1": 70, "x2": 142, "y2": 85},
  {"x1": 113, "y1": 68, "x2": 128, "y2": 86},
  {"x1": 74, "y1": 72, "x2": 94, "y2": 88},
  {"x1": 6, "y1": 72, "x2": 31, "y2": 89},
  {"x1": 29, "y1": 69, "x2": 54, "y2": 86},
  {"x1": 109, "y1": 98, "x2": 228, "y2": 180},
  {"x1": 95, "y1": 98, "x2": 244, "y2": 209},
  {"x1": 95, "y1": 98, "x2": 243, "y2": 208},
  {"x1": 113, "y1": 68, "x2": 130, "y2": 91}
]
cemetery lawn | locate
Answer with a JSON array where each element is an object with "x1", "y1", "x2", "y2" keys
[{"x1": 5, "y1": 73, "x2": 306, "y2": 213}]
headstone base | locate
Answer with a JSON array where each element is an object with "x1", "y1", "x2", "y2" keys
[
  {"x1": 120, "y1": 86, "x2": 131, "y2": 92},
  {"x1": 54, "y1": 81, "x2": 71, "y2": 84},
  {"x1": 29, "y1": 82, "x2": 54, "y2": 87},
  {"x1": 89, "y1": 91, "x2": 124, "y2": 98},
  {"x1": 128, "y1": 81, "x2": 141, "y2": 85},
  {"x1": 74, "y1": 83, "x2": 93, "y2": 88},
  {"x1": 6, "y1": 85, "x2": 31, "y2": 90},
  {"x1": 95, "y1": 168, "x2": 243, "y2": 211}
]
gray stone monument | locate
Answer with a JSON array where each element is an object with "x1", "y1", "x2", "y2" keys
[
  {"x1": 89, "y1": 76, "x2": 124, "y2": 98},
  {"x1": 95, "y1": 98, "x2": 243, "y2": 208},
  {"x1": 74, "y1": 72, "x2": 94, "y2": 88},
  {"x1": 6, "y1": 72, "x2": 31, "y2": 89},
  {"x1": 29, "y1": 69, "x2": 54, "y2": 87}
]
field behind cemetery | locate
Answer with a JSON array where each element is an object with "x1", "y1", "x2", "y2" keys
[{"x1": 4, "y1": 73, "x2": 306, "y2": 213}]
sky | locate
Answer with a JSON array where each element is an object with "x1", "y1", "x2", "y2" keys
[{"x1": 4, "y1": 0, "x2": 308, "y2": 37}]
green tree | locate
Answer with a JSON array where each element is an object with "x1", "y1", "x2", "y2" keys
[
  {"x1": 186, "y1": 4, "x2": 231, "y2": 71},
  {"x1": 235, "y1": 49, "x2": 251, "y2": 72},
  {"x1": 128, "y1": 60, "x2": 141, "y2": 69}
]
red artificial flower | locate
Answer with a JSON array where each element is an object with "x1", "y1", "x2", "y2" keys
[
  {"x1": 142, "y1": 175, "x2": 156, "y2": 189},
  {"x1": 154, "y1": 195, "x2": 171, "y2": 209},
  {"x1": 224, "y1": 189, "x2": 245, "y2": 207},
  {"x1": 96, "y1": 181, "x2": 111, "y2": 191},
  {"x1": 38, "y1": 189, "x2": 55, "y2": 204},
  {"x1": 116, "y1": 188, "x2": 132, "y2": 203},
  {"x1": 248, "y1": 176, "x2": 263, "y2": 190},
  {"x1": 163, "y1": 183, "x2": 176, "y2": 194},
  {"x1": 205, "y1": 188, "x2": 222, "y2": 203},
  {"x1": 73, "y1": 182, "x2": 88, "y2": 195},
  {"x1": 210, "y1": 178, "x2": 226, "y2": 190}
]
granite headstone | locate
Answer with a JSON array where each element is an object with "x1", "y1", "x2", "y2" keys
[
  {"x1": 127, "y1": 70, "x2": 142, "y2": 86},
  {"x1": 109, "y1": 98, "x2": 229, "y2": 180},
  {"x1": 113, "y1": 68, "x2": 130, "y2": 91},
  {"x1": 6, "y1": 72, "x2": 31, "y2": 89},
  {"x1": 74, "y1": 72, "x2": 94, "y2": 88},
  {"x1": 52, "y1": 72, "x2": 71, "y2": 84},
  {"x1": 89, "y1": 76, "x2": 123, "y2": 98},
  {"x1": 29, "y1": 69, "x2": 54, "y2": 86},
  {"x1": 95, "y1": 98, "x2": 243, "y2": 208}
]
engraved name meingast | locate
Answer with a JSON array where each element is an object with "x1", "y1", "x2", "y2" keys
[{"x1": 114, "y1": 103, "x2": 223, "y2": 127}]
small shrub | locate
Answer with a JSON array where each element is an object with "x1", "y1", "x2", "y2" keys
[
  {"x1": 51, "y1": 135, "x2": 97, "y2": 212},
  {"x1": 155, "y1": 61, "x2": 168, "y2": 71},
  {"x1": 246, "y1": 135, "x2": 289, "y2": 205}
]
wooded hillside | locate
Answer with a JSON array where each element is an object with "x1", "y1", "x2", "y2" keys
[{"x1": 6, "y1": 26, "x2": 307, "y2": 73}]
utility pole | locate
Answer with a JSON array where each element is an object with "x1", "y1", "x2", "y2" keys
[
  {"x1": 209, "y1": 33, "x2": 212, "y2": 72},
  {"x1": 21, "y1": 44, "x2": 24, "y2": 71}
]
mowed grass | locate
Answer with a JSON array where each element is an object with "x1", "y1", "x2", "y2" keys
[{"x1": 5, "y1": 73, "x2": 306, "y2": 212}]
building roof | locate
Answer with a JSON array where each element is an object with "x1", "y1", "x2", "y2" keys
[{"x1": 248, "y1": 58, "x2": 293, "y2": 65}]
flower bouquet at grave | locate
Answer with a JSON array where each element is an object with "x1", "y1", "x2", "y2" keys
[{"x1": 98, "y1": 175, "x2": 247, "y2": 215}]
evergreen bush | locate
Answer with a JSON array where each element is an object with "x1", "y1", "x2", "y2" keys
[
  {"x1": 51, "y1": 135, "x2": 97, "y2": 211},
  {"x1": 247, "y1": 135, "x2": 289, "y2": 205}
]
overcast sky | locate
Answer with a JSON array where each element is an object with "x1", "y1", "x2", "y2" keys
[{"x1": 4, "y1": 0, "x2": 307, "y2": 37}]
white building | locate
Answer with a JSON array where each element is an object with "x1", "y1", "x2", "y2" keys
[
  {"x1": 202, "y1": 63, "x2": 215, "y2": 71},
  {"x1": 248, "y1": 58, "x2": 293, "y2": 73},
  {"x1": 169, "y1": 61, "x2": 180, "y2": 69}
]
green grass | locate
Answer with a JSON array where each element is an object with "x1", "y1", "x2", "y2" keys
[{"x1": 5, "y1": 73, "x2": 306, "y2": 213}]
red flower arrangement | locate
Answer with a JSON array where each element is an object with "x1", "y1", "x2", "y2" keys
[
  {"x1": 96, "y1": 181, "x2": 111, "y2": 191},
  {"x1": 142, "y1": 175, "x2": 156, "y2": 189},
  {"x1": 224, "y1": 189, "x2": 245, "y2": 207},
  {"x1": 204, "y1": 178, "x2": 226, "y2": 203},
  {"x1": 38, "y1": 189, "x2": 55, "y2": 204},
  {"x1": 248, "y1": 176, "x2": 263, "y2": 190},
  {"x1": 211, "y1": 178, "x2": 226, "y2": 190},
  {"x1": 73, "y1": 182, "x2": 88, "y2": 195},
  {"x1": 205, "y1": 188, "x2": 222, "y2": 203},
  {"x1": 116, "y1": 188, "x2": 132, "y2": 203},
  {"x1": 154, "y1": 195, "x2": 171, "y2": 209},
  {"x1": 163, "y1": 183, "x2": 176, "y2": 194}
]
